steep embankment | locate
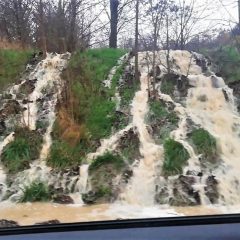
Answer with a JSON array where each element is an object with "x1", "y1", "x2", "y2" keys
[{"x1": 1, "y1": 48, "x2": 240, "y2": 226}]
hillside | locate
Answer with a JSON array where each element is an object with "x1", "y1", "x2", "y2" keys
[{"x1": 1, "y1": 48, "x2": 240, "y2": 225}]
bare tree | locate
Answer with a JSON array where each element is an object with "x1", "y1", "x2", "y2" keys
[
  {"x1": 144, "y1": 0, "x2": 169, "y2": 96},
  {"x1": 134, "y1": 0, "x2": 139, "y2": 83}
]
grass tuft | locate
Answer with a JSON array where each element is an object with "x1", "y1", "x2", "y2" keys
[
  {"x1": 20, "y1": 181, "x2": 51, "y2": 202},
  {"x1": 2, "y1": 128, "x2": 42, "y2": 174},
  {"x1": 89, "y1": 152, "x2": 125, "y2": 172},
  {"x1": 163, "y1": 139, "x2": 190, "y2": 176},
  {"x1": 47, "y1": 141, "x2": 82, "y2": 170},
  {"x1": 189, "y1": 128, "x2": 217, "y2": 163}
]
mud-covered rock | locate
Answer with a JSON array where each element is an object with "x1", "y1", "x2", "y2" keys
[
  {"x1": 193, "y1": 53, "x2": 209, "y2": 72},
  {"x1": 205, "y1": 175, "x2": 219, "y2": 204},
  {"x1": 0, "y1": 219, "x2": 19, "y2": 228},
  {"x1": 53, "y1": 194, "x2": 74, "y2": 204},
  {"x1": 0, "y1": 100, "x2": 22, "y2": 118},
  {"x1": 155, "y1": 175, "x2": 201, "y2": 206},
  {"x1": 116, "y1": 127, "x2": 140, "y2": 163},
  {"x1": 0, "y1": 120, "x2": 6, "y2": 135},
  {"x1": 229, "y1": 81, "x2": 240, "y2": 112},
  {"x1": 18, "y1": 79, "x2": 37, "y2": 98},
  {"x1": 35, "y1": 220, "x2": 60, "y2": 225}
]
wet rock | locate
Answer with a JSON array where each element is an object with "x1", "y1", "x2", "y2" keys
[
  {"x1": 53, "y1": 194, "x2": 74, "y2": 204},
  {"x1": 197, "y1": 95, "x2": 208, "y2": 102},
  {"x1": 18, "y1": 79, "x2": 37, "y2": 97},
  {"x1": 0, "y1": 120, "x2": 6, "y2": 134},
  {"x1": 171, "y1": 175, "x2": 200, "y2": 206},
  {"x1": 193, "y1": 53, "x2": 208, "y2": 72},
  {"x1": 0, "y1": 100, "x2": 22, "y2": 117},
  {"x1": 222, "y1": 89, "x2": 229, "y2": 102},
  {"x1": 229, "y1": 81, "x2": 240, "y2": 112},
  {"x1": 116, "y1": 128, "x2": 140, "y2": 163},
  {"x1": 0, "y1": 219, "x2": 19, "y2": 228},
  {"x1": 205, "y1": 175, "x2": 219, "y2": 204},
  {"x1": 122, "y1": 169, "x2": 133, "y2": 183},
  {"x1": 35, "y1": 220, "x2": 60, "y2": 225},
  {"x1": 82, "y1": 191, "x2": 98, "y2": 204}
]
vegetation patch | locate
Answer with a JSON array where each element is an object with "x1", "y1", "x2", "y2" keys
[
  {"x1": 0, "y1": 49, "x2": 32, "y2": 91},
  {"x1": 47, "y1": 141, "x2": 82, "y2": 170},
  {"x1": 2, "y1": 128, "x2": 42, "y2": 174},
  {"x1": 160, "y1": 74, "x2": 176, "y2": 96},
  {"x1": 148, "y1": 100, "x2": 179, "y2": 143},
  {"x1": 163, "y1": 139, "x2": 190, "y2": 176},
  {"x1": 19, "y1": 181, "x2": 51, "y2": 202},
  {"x1": 58, "y1": 49, "x2": 127, "y2": 158},
  {"x1": 189, "y1": 128, "x2": 218, "y2": 164},
  {"x1": 203, "y1": 46, "x2": 240, "y2": 84},
  {"x1": 89, "y1": 152, "x2": 125, "y2": 173},
  {"x1": 83, "y1": 152, "x2": 126, "y2": 204}
]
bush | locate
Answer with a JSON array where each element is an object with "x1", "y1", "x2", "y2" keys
[
  {"x1": 47, "y1": 141, "x2": 82, "y2": 169},
  {"x1": 2, "y1": 128, "x2": 42, "y2": 173},
  {"x1": 20, "y1": 182, "x2": 51, "y2": 202},
  {"x1": 189, "y1": 128, "x2": 217, "y2": 162},
  {"x1": 149, "y1": 101, "x2": 169, "y2": 119},
  {"x1": 89, "y1": 152, "x2": 125, "y2": 172},
  {"x1": 163, "y1": 139, "x2": 190, "y2": 176}
]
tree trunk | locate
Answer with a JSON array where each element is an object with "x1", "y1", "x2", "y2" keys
[
  {"x1": 134, "y1": 0, "x2": 139, "y2": 83},
  {"x1": 109, "y1": 0, "x2": 119, "y2": 48},
  {"x1": 166, "y1": 15, "x2": 170, "y2": 74},
  {"x1": 239, "y1": 0, "x2": 240, "y2": 29},
  {"x1": 152, "y1": 26, "x2": 157, "y2": 96}
]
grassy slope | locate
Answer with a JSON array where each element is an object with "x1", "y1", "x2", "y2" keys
[
  {"x1": 69, "y1": 48, "x2": 126, "y2": 139},
  {"x1": 49, "y1": 48, "x2": 127, "y2": 169},
  {"x1": 0, "y1": 49, "x2": 32, "y2": 90}
]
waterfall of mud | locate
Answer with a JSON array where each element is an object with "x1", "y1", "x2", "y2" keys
[
  {"x1": 119, "y1": 50, "x2": 240, "y2": 207},
  {"x1": 120, "y1": 72, "x2": 163, "y2": 205}
]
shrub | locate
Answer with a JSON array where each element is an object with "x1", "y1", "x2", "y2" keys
[
  {"x1": 20, "y1": 182, "x2": 51, "y2": 202},
  {"x1": 163, "y1": 139, "x2": 190, "y2": 176},
  {"x1": 47, "y1": 141, "x2": 82, "y2": 169},
  {"x1": 2, "y1": 128, "x2": 42, "y2": 173},
  {"x1": 89, "y1": 152, "x2": 125, "y2": 172},
  {"x1": 149, "y1": 101, "x2": 168, "y2": 119},
  {"x1": 189, "y1": 128, "x2": 217, "y2": 162}
]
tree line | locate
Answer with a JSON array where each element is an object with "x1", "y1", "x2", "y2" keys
[{"x1": 0, "y1": 0, "x2": 239, "y2": 53}]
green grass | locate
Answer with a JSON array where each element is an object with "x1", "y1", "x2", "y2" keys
[
  {"x1": 0, "y1": 49, "x2": 32, "y2": 91},
  {"x1": 163, "y1": 139, "x2": 190, "y2": 176},
  {"x1": 67, "y1": 48, "x2": 127, "y2": 140},
  {"x1": 89, "y1": 152, "x2": 125, "y2": 172},
  {"x1": 148, "y1": 101, "x2": 179, "y2": 142},
  {"x1": 2, "y1": 128, "x2": 42, "y2": 173},
  {"x1": 47, "y1": 141, "x2": 82, "y2": 169},
  {"x1": 20, "y1": 182, "x2": 51, "y2": 202},
  {"x1": 189, "y1": 128, "x2": 217, "y2": 162},
  {"x1": 149, "y1": 101, "x2": 169, "y2": 119},
  {"x1": 161, "y1": 80, "x2": 175, "y2": 95}
]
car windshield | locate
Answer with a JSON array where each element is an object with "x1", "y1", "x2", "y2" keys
[{"x1": 0, "y1": 0, "x2": 239, "y2": 228}]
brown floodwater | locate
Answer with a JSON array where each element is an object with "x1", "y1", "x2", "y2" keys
[{"x1": 0, "y1": 202, "x2": 232, "y2": 226}]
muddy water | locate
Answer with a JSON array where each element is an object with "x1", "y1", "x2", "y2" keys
[{"x1": 0, "y1": 202, "x2": 226, "y2": 226}]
